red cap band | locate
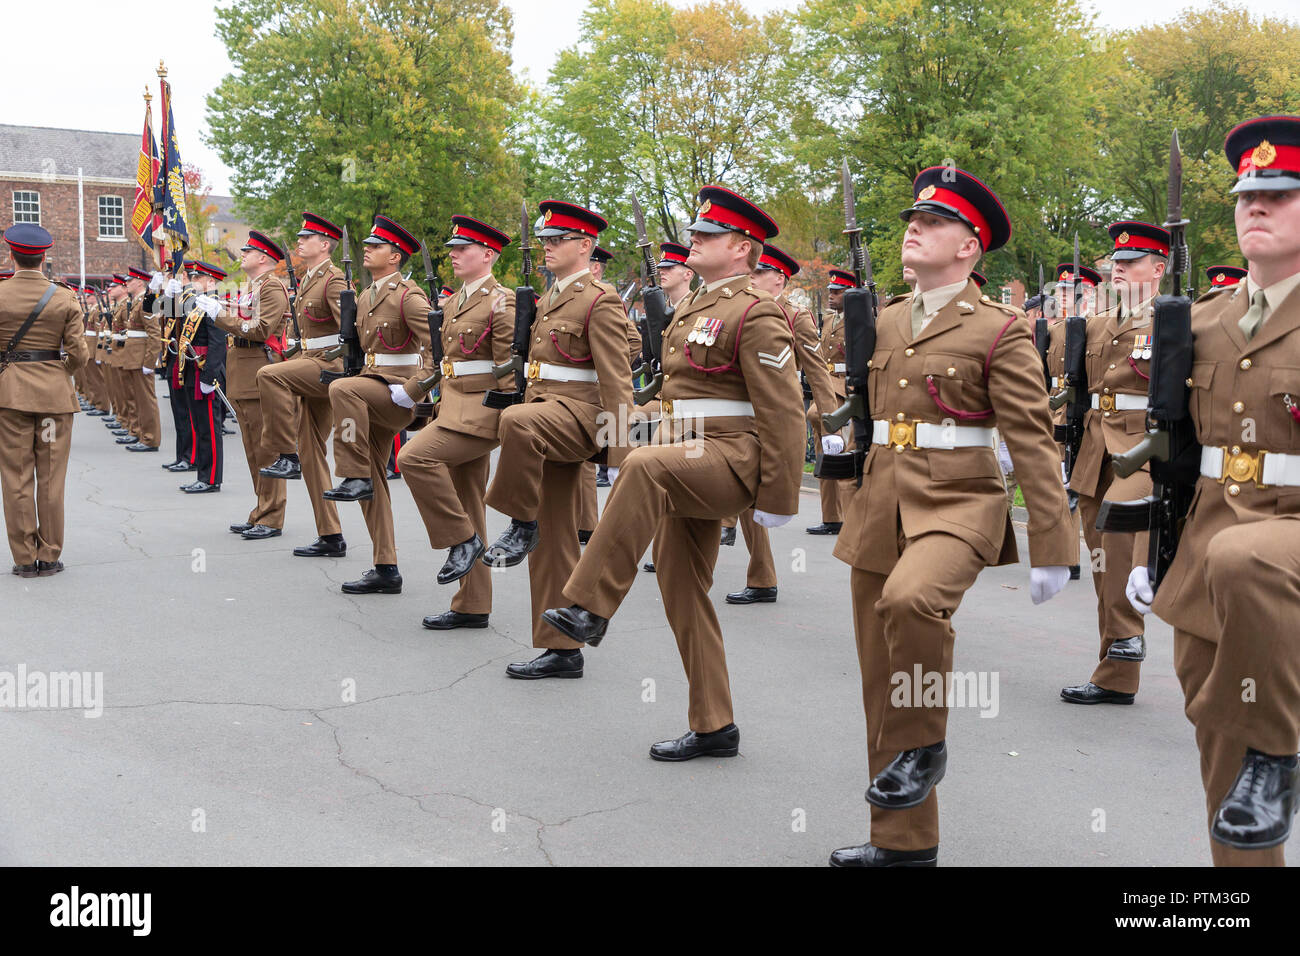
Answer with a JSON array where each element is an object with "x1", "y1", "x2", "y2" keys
[{"x1": 920, "y1": 185, "x2": 992, "y2": 251}]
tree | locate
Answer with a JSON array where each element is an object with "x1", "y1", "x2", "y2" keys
[{"x1": 206, "y1": 0, "x2": 521, "y2": 278}]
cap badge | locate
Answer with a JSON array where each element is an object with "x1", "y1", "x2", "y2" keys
[
  {"x1": 1059, "y1": 270, "x2": 1069, "y2": 281},
  {"x1": 1117, "y1": 231, "x2": 1130, "y2": 244},
  {"x1": 543, "y1": 209, "x2": 553, "y2": 225},
  {"x1": 1252, "y1": 140, "x2": 1277, "y2": 169},
  {"x1": 1215, "y1": 272, "x2": 1226, "y2": 283},
  {"x1": 918, "y1": 185, "x2": 936, "y2": 201},
  {"x1": 698, "y1": 199, "x2": 712, "y2": 218}
]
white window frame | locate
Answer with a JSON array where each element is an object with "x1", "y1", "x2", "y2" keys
[
  {"x1": 98, "y1": 195, "x2": 125, "y2": 241},
  {"x1": 12, "y1": 190, "x2": 40, "y2": 224}
]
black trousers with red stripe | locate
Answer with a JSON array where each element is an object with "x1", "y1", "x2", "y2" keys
[
  {"x1": 388, "y1": 430, "x2": 408, "y2": 475},
  {"x1": 166, "y1": 363, "x2": 195, "y2": 465},
  {"x1": 186, "y1": 386, "x2": 224, "y2": 487}
]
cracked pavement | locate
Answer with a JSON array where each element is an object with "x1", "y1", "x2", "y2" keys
[{"x1": 0, "y1": 401, "x2": 1250, "y2": 866}]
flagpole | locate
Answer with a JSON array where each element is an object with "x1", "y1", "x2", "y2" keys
[
  {"x1": 77, "y1": 167, "x2": 85, "y2": 288},
  {"x1": 158, "y1": 59, "x2": 174, "y2": 273}
]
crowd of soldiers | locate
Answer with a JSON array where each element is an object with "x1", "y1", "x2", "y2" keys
[{"x1": 0, "y1": 110, "x2": 1297, "y2": 867}]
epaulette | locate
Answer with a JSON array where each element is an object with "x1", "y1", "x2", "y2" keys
[
  {"x1": 985, "y1": 299, "x2": 1023, "y2": 319},
  {"x1": 1194, "y1": 285, "x2": 1232, "y2": 305},
  {"x1": 883, "y1": 292, "x2": 912, "y2": 307}
]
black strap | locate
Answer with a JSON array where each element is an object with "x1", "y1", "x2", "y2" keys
[{"x1": 3, "y1": 283, "x2": 58, "y2": 358}]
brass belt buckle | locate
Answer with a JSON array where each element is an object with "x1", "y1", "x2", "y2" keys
[
  {"x1": 364, "y1": 352, "x2": 376, "y2": 369},
  {"x1": 441, "y1": 359, "x2": 455, "y2": 379},
  {"x1": 661, "y1": 399, "x2": 674, "y2": 419},
  {"x1": 826, "y1": 360, "x2": 835, "y2": 374},
  {"x1": 1220, "y1": 446, "x2": 1268, "y2": 487},
  {"x1": 526, "y1": 360, "x2": 541, "y2": 381},
  {"x1": 1098, "y1": 394, "x2": 1116, "y2": 412},
  {"x1": 889, "y1": 420, "x2": 917, "y2": 452}
]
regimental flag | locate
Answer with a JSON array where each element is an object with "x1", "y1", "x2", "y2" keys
[
  {"x1": 130, "y1": 99, "x2": 162, "y2": 259},
  {"x1": 156, "y1": 77, "x2": 190, "y2": 253}
]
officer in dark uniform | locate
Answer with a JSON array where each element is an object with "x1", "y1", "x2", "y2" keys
[{"x1": 179, "y1": 262, "x2": 230, "y2": 493}]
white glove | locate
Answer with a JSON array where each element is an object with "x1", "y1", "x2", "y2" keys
[
  {"x1": 148, "y1": 272, "x2": 165, "y2": 292},
  {"x1": 1029, "y1": 565, "x2": 1070, "y2": 605},
  {"x1": 607, "y1": 466, "x2": 619, "y2": 484},
  {"x1": 199, "y1": 382, "x2": 217, "y2": 395},
  {"x1": 753, "y1": 511, "x2": 793, "y2": 528},
  {"x1": 389, "y1": 383, "x2": 415, "y2": 409},
  {"x1": 195, "y1": 294, "x2": 222, "y2": 319},
  {"x1": 141, "y1": 366, "x2": 154, "y2": 375},
  {"x1": 821, "y1": 434, "x2": 845, "y2": 455},
  {"x1": 1126, "y1": 565, "x2": 1154, "y2": 616},
  {"x1": 165, "y1": 277, "x2": 183, "y2": 297}
]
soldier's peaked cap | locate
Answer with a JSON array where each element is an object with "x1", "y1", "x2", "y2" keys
[
  {"x1": 535, "y1": 201, "x2": 606, "y2": 238},
  {"x1": 1108, "y1": 220, "x2": 1170, "y2": 261},
  {"x1": 1055, "y1": 263, "x2": 1102, "y2": 287},
  {"x1": 827, "y1": 268, "x2": 858, "y2": 289},
  {"x1": 363, "y1": 215, "x2": 420, "y2": 257},
  {"x1": 194, "y1": 261, "x2": 228, "y2": 281},
  {"x1": 3, "y1": 223, "x2": 53, "y2": 256},
  {"x1": 971, "y1": 270, "x2": 987, "y2": 288},
  {"x1": 111, "y1": 273, "x2": 127, "y2": 285},
  {"x1": 901, "y1": 167, "x2": 1011, "y2": 253},
  {"x1": 298, "y1": 212, "x2": 343, "y2": 241},
  {"x1": 1225, "y1": 115, "x2": 1300, "y2": 193},
  {"x1": 757, "y1": 243, "x2": 800, "y2": 279},
  {"x1": 1207, "y1": 265, "x2": 1247, "y2": 287},
  {"x1": 445, "y1": 215, "x2": 510, "y2": 253},
  {"x1": 126, "y1": 267, "x2": 151, "y2": 282},
  {"x1": 658, "y1": 241, "x2": 690, "y2": 267},
  {"x1": 241, "y1": 230, "x2": 286, "y2": 261},
  {"x1": 590, "y1": 246, "x2": 613, "y2": 263},
  {"x1": 687, "y1": 186, "x2": 778, "y2": 242}
]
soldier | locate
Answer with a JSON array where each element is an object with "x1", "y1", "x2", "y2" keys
[
  {"x1": 1060, "y1": 223, "x2": 1169, "y2": 705},
  {"x1": 1128, "y1": 114, "x2": 1300, "y2": 863},
  {"x1": 827, "y1": 168, "x2": 1075, "y2": 866},
  {"x1": 0, "y1": 224, "x2": 88, "y2": 576},
  {"x1": 158, "y1": 260, "x2": 197, "y2": 472},
  {"x1": 479, "y1": 200, "x2": 633, "y2": 679},
  {"x1": 83, "y1": 285, "x2": 112, "y2": 417},
  {"x1": 213, "y1": 231, "x2": 290, "y2": 537},
  {"x1": 396, "y1": 215, "x2": 514, "y2": 630},
  {"x1": 1206, "y1": 264, "x2": 1247, "y2": 289},
  {"x1": 119, "y1": 267, "x2": 163, "y2": 452},
  {"x1": 1054, "y1": 262, "x2": 1099, "y2": 318},
  {"x1": 806, "y1": 267, "x2": 858, "y2": 535},
  {"x1": 321, "y1": 215, "x2": 430, "y2": 595},
  {"x1": 256, "y1": 212, "x2": 349, "y2": 558},
  {"x1": 75, "y1": 287, "x2": 107, "y2": 413},
  {"x1": 542, "y1": 186, "x2": 804, "y2": 755},
  {"x1": 725, "y1": 242, "x2": 839, "y2": 605},
  {"x1": 108, "y1": 272, "x2": 140, "y2": 444},
  {"x1": 178, "y1": 261, "x2": 229, "y2": 493}
]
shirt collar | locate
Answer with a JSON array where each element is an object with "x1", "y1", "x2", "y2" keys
[
  {"x1": 460, "y1": 273, "x2": 492, "y2": 298},
  {"x1": 916, "y1": 277, "x2": 970, "y2": 317},
  {"x1": 1245, "y1": 269, "x2": 1300, "y2": 317},
  {"x1": 704, "y1": 273, "x2": 750, "y2": 294},
  {"x1": 553, "y1": 268, "x2": 590, "y2": 294}
]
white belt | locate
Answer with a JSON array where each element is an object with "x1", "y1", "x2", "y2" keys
[
  {"x1": 662, "y1": 398, "x2": 755, "y2": 419},
  {"x1": 364, "y1": 352, "x2": 420, "y2": 368},
  {"x1": 1090, "y1": 393, "x2": 1147, "y2": 412},
  {"x1": 831, "y1": 363, "x2": 846, "y2": 374},
  {"x1": 1200, "y1": 445, "x2": 1300, "y2": 487},
  {"x1": 112, "y1": 335, "x2": 126, "y2": 342},
  {"x1": 83, "y1": 331, "x2": 98, "y2": 337},
  {"x1": 528, "y1": 361, "x2": 598, "y2": 383},
  {"x1": 289, "y1": 333, "x2": 341, "y2": 351},
  {"x1": 1050, "y1": 376, "x2": 1061, "y2": 389},
  {"x1": 872, "y1": 419, "x2": 996, "y2": 450},
  {"x1": 441, "y1": 359, "x2": 494, "y2": 378},
  {"x1": 125, "y1": 330, "x2": 149, "y2": 338}
]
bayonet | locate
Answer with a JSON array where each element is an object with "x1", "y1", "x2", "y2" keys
[{"x1": 841, "y1": 157, "x2": 865, "y2": 284}]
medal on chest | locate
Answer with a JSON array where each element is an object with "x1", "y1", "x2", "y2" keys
[
  {"x1": 687, "y1": 316, "x2": 723, "y2": 347},
  {"x1": 1131, "y1": 333, "x2": 1151, "y2": 361}
]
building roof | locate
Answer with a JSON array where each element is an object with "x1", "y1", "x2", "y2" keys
[
  {"x1": 209, "y1": 194, "x2": 238, "y2": 220},
  {"x1": 0, "y1": 124, "x2": 138, "y2": 182}
]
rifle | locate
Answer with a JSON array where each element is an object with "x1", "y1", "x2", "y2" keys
[
  {"x1": 1054, "y1": 315, "x2": 1088, "y2": 480},
  {"x1": 410, "y1": 240, "x2": 446, "y2": 414},
  {"x1": 319, "y1": 225, "x2": 362, "y2": 384},
  {"x1": 483, "y1": 201, "x2": 537, "y2": 409},
  {"x1": 1033, "y1": 263, "x2": 1050, "y2": 391},
  {"x1": 816, "y1": 158, "x2": 878, "y2": 486},
  {"x1": 282, "y1": 246, "x2": 303, "y2": 359},
  {"x1": 1096, "y1": 129, "x2": 1201, "y2": 592},
  {"x1": 628, "y1": 195, "x2": 672, "y2": 405},
  {"x1": 1072, "y1": 232, "x2": 1083, "y2": 314}
]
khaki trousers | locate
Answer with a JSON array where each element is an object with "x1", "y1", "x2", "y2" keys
[
  {"x1": 397, "y1": 424, "x2": 497, "y2": 614},
  {"x1": 129, "y1": 369, "x2": 161, "y2": 447},
  {"x1": 1077, "y1": 491, "x2": 1147, "y2": 694},
  {"x1": 811, "y1": 411, "x2": 852, "y2": 522},
  {"x1": 737, "y1": 508, "x2": 777, "y2": 588},
  {"x1": 578, "y1": 461, "x2": 599, "y2": 533},
  {"x1": 112, "y1": 366, "x2": 137, "y2": 434},
  {"x1": 0, "y1": 409, "x2": 73, "y2": 565},
  {"x1": 850, "y1": 531, "x2": 986, "y2": 852},
  {"x1": 328, "y1": 376, "x2": 413, "y2": 565},
  {"x1": 563, "y1": 439, "x2": 758, "y2": 731},
  {"x1": 230, "y1": 394, "x2": 287, "y2": 530},
  {"x1": 256, "y1": 358, "x2": 341, "y2": 537}
]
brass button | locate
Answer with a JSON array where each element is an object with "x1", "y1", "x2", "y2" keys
[
  {"x1": 905, "y1": 348, "x2": 915, "y2": 356},
  {"x1": 535, "y1": 337, "x2": 541, "y2": 344},
  {"x1": 1103, "y1": 411, "x2": 1111, "y2": 418},
  {"x1": 1104, "y1": 387, "x2": 1111, "y2": 394},
  {"x1": 1240, "y1": 359, "x2": 1252, "y2": 370},
  {"x1": 1112, "y1": 339, "x2": 1118, "y2": 346},
  {"x1": 1228, "y1": 483, "x2": 1241, "y2": 496},
  {"x1": 898, "y1": 378, "x2": 908, "y2": 387},
  {"x1": 1233, "y1": 401, "x2": 1244, "y2": 413},
  {"x1": 1231, "y1": 445, "x2": 1241, "y2": 455},
  {"x1": 894, "y1": 445, "x2": 904, "y2": 454},
  {"x1": 896, "y1": 412, "x2": 906, "y2": 421},
  {"x1": 664, "y1": 373, "x2": 670, "y2": 380},
  {"x1": 1109, "y1": 363, "x2": 1116, "y2": 370},
  {"x1": 678, "y1": 320, "x2": 684, "y2": 326},
  {"x1": 669, "y1": 346, "x2": 675, "y2": 354},
  {"x1": 867, "y1": 359, "x2": 873, "y2": 368},
  {"x1": 947, "y1": 367, "x2": 956, "y2": 376}
]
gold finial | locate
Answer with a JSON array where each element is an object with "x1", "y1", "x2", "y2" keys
[
  {"x1": 157, "y1": 59, "x2": 168, "y2": 79},
  {"x1": 143, "y1": 84, "x2": 152, "y2": 105}
]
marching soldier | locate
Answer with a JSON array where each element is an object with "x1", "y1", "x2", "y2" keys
[
  {"x1": 1054, "y1": 262, "x2": 1099, "y2": 318},
  {"x1": 806, "y1": 267, "x2": 858, "y2": 535},
  {"x1": 1041, "y1": 280, "x2": 1083, "y2": 581},
  {"x1": 256, "y1": 212, "x2": 349, "y2": 559},
  {"x1": 479, "y1": 200, "x2": 633, "y2": 680},
  {"x1": 578, "y1": 245, "x2": 618, "y2": 528},
  {"x1": 83, "y1": 286, "x2": 112, "y2": 418},
  {"x1": 321, "y1": 214, "x2": 430, "y2": 595},
  {"x1": 396, "y1": 215, "x2": 514, "y2": 630},
  {"x1": 108, "y1": 273, "x2": 138, "y2": 444},
  {"x1": 0, "y1": 224, "x2": 88, "y2": 576},
  {"x1": 1206, "y1": 264, "x2": 1247, "y2": 289},
  {"x1": 213, "y1": 231, "x2": 290, "y2": 538},
  {"x1": 541, "y1": 186, "x2": 805, "y2": 755},
  {"x1": 178, "y1": 261, "x2": 229, "y2": 493},
  {"x1": 1128, "y1": 115, "x2": 1300, "y2": 864},
  {"x1": 158, "y1": 260, "x2": 197, "y2": 472},
  {"x1": 725, "y1": 242, "x2": 839, "y2": 605},
  {"x1": 827, "y1": 168, "x2": 1075, "y2": 866},
  {"x1": 119, "y1": 267, "x2": 162, "y2": 453},
  {"x1": 1061, "y1": 223, "x2": 1169, "y2": 705}
]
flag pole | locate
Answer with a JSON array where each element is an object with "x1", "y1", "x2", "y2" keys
[{"x1": 77, "y1": 167, "x2": 85, "y2": 288}]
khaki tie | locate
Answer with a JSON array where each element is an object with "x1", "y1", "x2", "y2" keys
[
  {"x1": 369, "y1": 284, "x2": 379, "y2": 306},
  {"x1": 1238, "y1": 290, "x2": 1268, "y2": 341},
  {"x1": 458, "y1": 287, "x2": 468, "y2": 309},
  {"x1": 910, "y1": 295, "x2": 926, "y2": 339}
]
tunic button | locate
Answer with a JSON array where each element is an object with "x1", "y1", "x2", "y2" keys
[
  {"x1": 1228, "y1": 484, "x2": 1241, "y2": 496},
  {"x1": 947, "y1": 367, "x2": 956, "y2": 376},
  {"x1": 1104, "y1": 387, "x2": 1110, "y2": 394},
  {"x1": 898, "y1": 378, "x2": 908, "y2": 387},
  {"x1": 905, "y1": 348, "x2": 915, "y2": 356},
  {"x1": 1109, "y1": 363, "x2": 1116, "y2": 370},
  {"x1": 535, "y1": 337, "x2": 541, "y2": 344},
  {"x1": 1233, "y1": 401, "x2": 1245, "y2": 413},
  {"x1": 1103, "y1": 411, "x2": 1111, "y2": 418},
  {"x1": 1231, "y1": 446, "x2": 1241, "y2": 455},
  {"x1": 896, "y1": 412, "x2": 906, "y2": 421},
  {"x1": 1112, "y1": 339, "x2": 1118, "y2": 346},
  {"x1": 669, "y1": 347, "x2": 676, "y2": 354},
  {"x1": 894, "y1": 445, "x2": 904, "y2": 454},
  {"x1": 678, "y1": 320, "x2": 684, "y2": 327},
  {"x1": 1240, "y1": 359, "x2": 1251, "y2": 370}
]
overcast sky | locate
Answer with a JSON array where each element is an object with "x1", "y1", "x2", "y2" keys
[{"x1": 7, "y1": 0, "x2": 1296, "y2": 195}]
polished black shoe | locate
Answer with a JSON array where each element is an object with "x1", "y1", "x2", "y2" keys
[
  {"x1": 241, "y1": 524, "x2": 282, "y2": 540},
  {"x1": 259, "y1": 454, "x2": 302, "y2": 480},
  {"x1": 162, "y1": 459, "x2": 182, "y2": 469},
  {"x1": 649, "y1": 723, "x2": 740, "y2": 761},
  {"x1": 87, "y1": 409, "x2": 109, "y2": 417},
  {"x1": 111, "y1": 427, "x2": 131, "y2": 436},
  {"x1": 1060, "y1": 681, "x2": 1135, "y2": 705},
  {"x1": 542, "y1": 605, "x2": 609, "y2": 646},
  {"x1": 126, "y1": 443, "x2": 159, "y2": 452},
  {"x1": 228, "y1": 522, "x2": 253, "y2": 534},
  {"x1": 222, "y1": 425, "x2": 235, "y2": 435},
  {"x1": 180, "y1": 481, "x2": 220, "y2": 494},
  {"x1": 11, "y1": 563, "x2": 38, "y2": 578},
  {"x1": 595, "y1": 476, "x2": 611, "y2": 488},
  {"x1": 725, "y1": 586, "x2": 777, "y2": 605},
  {"x1": 829, "y1": 843, "x2": 938, "y2": 867},
  {"x1": 422, "y1": 610, "x2": 490, "y2": 631},
  {"x1": 386, "y1": 469, "x2": 401, "y2": 481},
  {"x1": 577, "y1": 529, "x2": 593, "y2": 545},
  {"x1": 102, "y1": 418, "x2": 120, "y2": 427},
  {"x1": 643, "y1": 561, "x2": 655, "y2": 572},
  {"x1": 1106, "y1": 635, "x2": 1146, "y2": 662},
  {"x1": 341, "y1": 566, "x2": 403, "y2": 594},
  {"x1": 115, "y1": 435, "x2": 138, "y2": 445},
  {"x1": 805, "y1": 522, "x2": 843, "y2": 535},
  {"x1": 437, "y1": 534, "x2": 484, "y2": 585},
  {"x1": 1069, "y1": 564, "x2": 1081, "y2": 580},
  {"x1": 322, "y1": 477, "x2": 373, "y2": 501},
  {"x1": 293, "y1": 535, "x2": 346, "y2": 557},
  {"x1": 482, "y1": 520, "x2": 539, "y2": 568},
  {"x1": 35, "y1": 560, "x2": 64, "y2": 577},
  {"x1": 505, "y1": 649, "x2": 583, "y2": 680},
  {"x1": 720, "y1": 526, "x2": 736, "y2": 547},
  {"x1": 1211, "y1": 750, "x2": 1300, "y2": 850},
  {"x1": 166, "y1": 461, "x2": 196, "y2": 472},
  {"x1": 866, "y1": 742, "x2": 948, "y2": 810}
]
